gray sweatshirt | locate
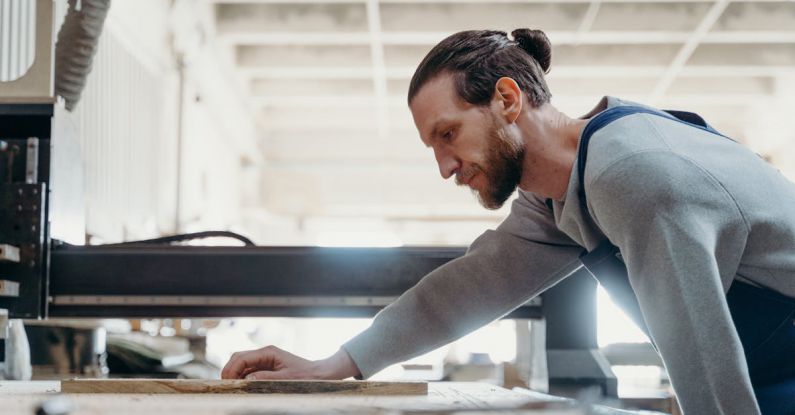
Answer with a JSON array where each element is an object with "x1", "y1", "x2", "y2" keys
[{"x1": 342, "y1": 97, "x2": 795, "y2": 414}]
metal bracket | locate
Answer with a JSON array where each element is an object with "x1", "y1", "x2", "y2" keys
[
  {"x1": 25, "y1": 138, "x2": 38, "y2": 184},
  {"x1": 0, "y1": 309, "x2": 7, "y2": 338},
  {"x1": 0, "y1": 280, "x2": 19, "y2": 297},
  {"x1": 0, "y1": 245, "x2": 20, "y2": 262}
]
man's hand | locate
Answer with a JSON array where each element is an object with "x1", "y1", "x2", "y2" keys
[{"x1": 221, "y1": 346, "x2": 361, "y2": 380}]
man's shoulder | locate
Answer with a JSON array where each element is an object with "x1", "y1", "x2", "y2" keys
[
  {"x1": 586, "y1": 149, "x2": 725, "y2": 211},
  {"x1": 582, "y1": 116, "x2": 671, "y2": 188}
]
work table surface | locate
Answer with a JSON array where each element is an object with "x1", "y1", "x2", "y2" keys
[{"x1": 0, "y1": 381, "x2": 584, "y2": 414}]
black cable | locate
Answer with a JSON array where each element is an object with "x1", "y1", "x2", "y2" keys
[{"x1": 99, "y1": 231, "x2": 256, "y2": 247}]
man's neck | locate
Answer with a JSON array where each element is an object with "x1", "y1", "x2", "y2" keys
[{"x1": 515, "y1": 103, "x2": 589, "y2": 200}]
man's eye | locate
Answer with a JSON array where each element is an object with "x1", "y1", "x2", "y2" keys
[{"x1": 443, "y1": 130, "x2": 454, "y2": 142}]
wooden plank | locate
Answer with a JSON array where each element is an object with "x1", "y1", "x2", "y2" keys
[
  {"x1": 3, "y1": 382, "x2": 584, "y2": 414},
  {"x1": 60, "y1": 379, "x2": 428, "y2": 395}
]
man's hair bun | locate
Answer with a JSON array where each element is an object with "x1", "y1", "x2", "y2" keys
[{"x1": 511, "y1": 29, "x2": 552, "y2": 73}]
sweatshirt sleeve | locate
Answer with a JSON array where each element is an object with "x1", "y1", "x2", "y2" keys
[
  {"x1": 342, "y1": 192, "x2": 583, "y2": 379},
  {"x1": 587, "y1": 150, "x2": 759, "y2": 415}
]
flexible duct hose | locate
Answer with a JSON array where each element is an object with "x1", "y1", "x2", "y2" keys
[{"x1": 54, "y1": 0, "x2": 111, "y2": 111}]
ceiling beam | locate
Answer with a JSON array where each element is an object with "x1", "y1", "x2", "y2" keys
[
  {"x1": 252, "y1": 93, "x2": 773, "y2": 108},
  {"x1": 238, "y1": 65, "x2": 795, "y2": 80},
  {"x1": 366, "y1": 0, "x2": 389, "y2": 140},
  {"x1": 219, "y1": 30, "x2": 795, "y2": 46},
  {"x1": 649, "y1": 0, "x2": 730, "y2": 102},
  {"x1": 576, "y1": 1, "x2": 602, "y2": 43},
  {"x1": 209, "y1": 0, "x2": 792, "y2": 4}
]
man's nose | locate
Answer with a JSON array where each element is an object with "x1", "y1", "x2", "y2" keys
[{"x1": 434, "y1": 148, "x2": 460, "y2": 180}]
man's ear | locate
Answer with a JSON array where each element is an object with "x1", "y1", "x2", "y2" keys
[{"x1": 493, "y1": 77, "x2": 523, "y2": 123}]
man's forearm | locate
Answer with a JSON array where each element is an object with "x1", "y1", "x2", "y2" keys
[{"x1": 342, "y1": 228, "x2": 582, "y2": 378}]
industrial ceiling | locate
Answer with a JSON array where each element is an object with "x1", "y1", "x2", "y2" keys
[{"x1": 210, "y1": 0, "x2": 795, "y2": 244}]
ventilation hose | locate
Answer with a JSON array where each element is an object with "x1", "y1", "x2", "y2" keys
[{"x1": 54, "y1": 0, "x2": 111, "y2": 111}]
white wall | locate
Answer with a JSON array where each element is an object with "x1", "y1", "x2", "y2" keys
[{"x1": 68, "y1": 0, "x2": 260, "y2": 243}]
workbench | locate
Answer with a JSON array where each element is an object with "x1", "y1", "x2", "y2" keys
[{"x1": 0, "y1": 381, "x2": 596, "y2": 414}]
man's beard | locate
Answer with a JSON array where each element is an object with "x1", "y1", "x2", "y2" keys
[{"x1": 456, "y1": 122, "x2": 525, "y2": 210}]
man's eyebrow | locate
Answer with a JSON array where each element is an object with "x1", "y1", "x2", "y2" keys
[{"x1": 425, "y1": 120, "x2": 447, "y2": 147}]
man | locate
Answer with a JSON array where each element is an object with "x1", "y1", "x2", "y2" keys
[{"x1": 222, "y1": 29, "x2": 795, "y2": 414}]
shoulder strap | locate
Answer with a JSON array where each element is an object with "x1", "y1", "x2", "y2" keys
[{"x1": 577, "y1": 106, "x2": 729, "y2": 206}]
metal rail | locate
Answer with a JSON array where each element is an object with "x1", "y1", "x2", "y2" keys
[{"x1": 48, "y1": 244, "x2": 543, "y2": 319}]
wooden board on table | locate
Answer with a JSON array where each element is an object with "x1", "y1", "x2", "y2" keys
[
  {"x1": 60, "y1": 379, "x2": 428, "y2": 395},
  {"x1": 3, "y1": 382, "x2": 584, "y2": 414}
]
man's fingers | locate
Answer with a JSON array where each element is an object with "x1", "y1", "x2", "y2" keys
[
  {"x1": 221, "y1": 349, "x2": 278, "y2": 379},
  {"x1": 238, "y1": 366, "x2": 259, "y2": 379},
  {"x1": 221, "y1": 352, "x2": 248, "y2": 379}
]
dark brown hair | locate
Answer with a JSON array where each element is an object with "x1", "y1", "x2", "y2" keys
[{"x1": 408, "y1": 29, "x2": 552, "y2": 107}]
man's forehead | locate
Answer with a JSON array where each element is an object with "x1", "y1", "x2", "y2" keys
[
  {"x1": 413, "y1": 74, "x2": 458, "y2": 106},
  {"x1": 411, "y1": 75, "x2": 463, "y2": 140}
]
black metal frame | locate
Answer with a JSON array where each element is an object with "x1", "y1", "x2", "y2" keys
[
  {"x1": 545, "y1": 270, "x2": 618, "y2": 397},
  {"x1": 0, "y1": 104, "x2": 52, "y2": 319},
  {"x1": 47, "y1": 243, "x2": 540, "y2": 319}
]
